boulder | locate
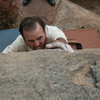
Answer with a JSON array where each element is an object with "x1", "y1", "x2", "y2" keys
[
  {"x1": 0, "y1": 0, "x2": 100, "y2": 32},
  {"x1": 0, "y1": 49, "x2": 100, "y2": 99}
]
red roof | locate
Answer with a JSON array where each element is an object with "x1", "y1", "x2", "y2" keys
[{"x1": 64, "y1": 28, "x2": 100, "y2": 49}]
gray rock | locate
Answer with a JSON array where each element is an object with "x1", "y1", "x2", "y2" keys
[
  {"x1": 0, "y1": 0, "x2": 100, "y2": 31},
  {"x1": 0, "y1": 49, "x2": 100, "y2": 100},
  {"x1": 96, "y1": 82, "x2": 100, "y2": 89},
  {"x1": 90, "y1": 64, "x2": 100, "y2": 89}
]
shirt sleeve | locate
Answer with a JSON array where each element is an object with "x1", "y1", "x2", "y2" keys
[
  {"x1": 46, "y1": 25, "x2": 68, "y2": 43},
  {"x1": 2, "y1": 35, "x2": 27, "y2": 53}
]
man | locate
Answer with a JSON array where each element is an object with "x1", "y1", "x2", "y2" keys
[
  {"x1": 2, "y1": 16, "x2": 74, "y2": 53},
  {"x1": 23, "y1": 0, "x2": 55, "y2": 7}
]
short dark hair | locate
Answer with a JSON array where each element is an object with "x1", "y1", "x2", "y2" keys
[{"x1": 19, "y1": 16, "x2": 46, "y2": 36}]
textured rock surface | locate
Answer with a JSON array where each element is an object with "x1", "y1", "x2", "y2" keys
[
  {"x1": 0, "y1": 0, "x2": 100, "y2": 32},
  {"x1": 53, "y1": 0, "x2": 100, "y2": 31},
  {"x1": 90, "y1": 64, "x2": 100, "y2": 89},
  {"x1": 70, "y1": 0, "x2": 100, "y2": 15},
  {"x1": 0, "y1": 49, "x2": 100, "y2": 100}
]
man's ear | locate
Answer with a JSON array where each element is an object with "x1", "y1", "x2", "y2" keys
[{"x1": 43, "y1": 29, "x2": 46, "y2": 34}]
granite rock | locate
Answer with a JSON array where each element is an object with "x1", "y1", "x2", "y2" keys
[{"x1": 0, "y1": 49, "x2": 100, "y2": 100}]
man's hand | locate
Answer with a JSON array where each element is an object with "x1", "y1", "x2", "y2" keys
[{"x1": 46, "y1": 41, "x2": 74, "y2": 53}]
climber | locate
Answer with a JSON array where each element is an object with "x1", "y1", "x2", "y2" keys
[{"x1": 2, "y1": 16, "x2": 74, "y2": 53}]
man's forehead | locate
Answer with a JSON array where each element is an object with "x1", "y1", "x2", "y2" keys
[
  {"x1": 35, "y1": 23, "x2": 43, "y2": 30},
  {"x1": 34, "y1": 23, "x2": 45, "y2": 34}
]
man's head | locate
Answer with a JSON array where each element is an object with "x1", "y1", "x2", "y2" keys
[{"x1": 19, "y1": 16, "x2": 46, "y2": 50}]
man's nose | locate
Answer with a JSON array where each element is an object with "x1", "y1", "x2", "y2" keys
[{"x1": 34, "y1": 40, "x2": 40, "y2": 47}]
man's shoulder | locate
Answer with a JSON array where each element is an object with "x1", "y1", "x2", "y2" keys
[
  {"x1": 45, "y1": 25, "x2": 59, "y2": 34},
  {"x1": 16, "y1": 35, "x2": 24, "y2": 42},
  {"x1": 14, "y1": 34, "x2": 25, "y2": 45},
  {"x1": 17, "y1": 34, "x2": 23, "y2": 39},
  {"x1": 46, "y1": 25, "x2": 58, "y2": 29}
]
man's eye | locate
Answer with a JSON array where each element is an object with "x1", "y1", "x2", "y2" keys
[
  {"x1": 37, "y1": 36, "x2": 42, "y2": 40},
  {"x1": 28, "y1": 40, "x2": 35, "y2": 43}
]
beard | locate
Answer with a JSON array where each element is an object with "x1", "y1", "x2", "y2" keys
[{"x1": 32, "y1": 37, "x2": 47, "y2": 50}]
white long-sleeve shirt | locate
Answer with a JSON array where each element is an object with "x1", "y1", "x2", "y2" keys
[{"x1": 2, "y1": 25, "x2": 68, "y2": 53}]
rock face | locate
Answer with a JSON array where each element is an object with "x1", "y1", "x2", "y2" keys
[
  {"x1": 0, "y1": 0, "x2": 18, "y2": 30},
  {"x1": 70, "y1": 0, "x2": 100, "y2": 16},
  {"x1": 0, "y1": 0, "x2": 100, "y2": 32},
  {"x1": 53, "y1": 0, "x2": 100, "y2": 31},
  {"x1": 0, "y1": 49, "x2": 100, "y2": 99}
]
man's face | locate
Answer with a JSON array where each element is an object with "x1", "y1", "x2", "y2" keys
[{"x1": 23, "y1": 23, "x2": 46, "y2": 50}]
